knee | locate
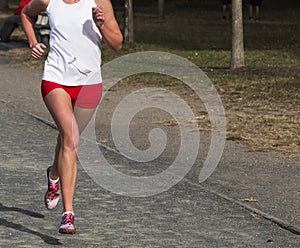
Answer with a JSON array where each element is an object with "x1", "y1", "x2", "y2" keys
[{"x1": 60, "y1": 131, "x2": 80, "y2": 154}]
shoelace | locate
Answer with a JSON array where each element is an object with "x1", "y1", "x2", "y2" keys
[
  {"x1": 48, "y1": 182, "x2": 59, "y2": 199},
  {"x1": 62, "y1": 213, "x2": 74, "y2": 225}
]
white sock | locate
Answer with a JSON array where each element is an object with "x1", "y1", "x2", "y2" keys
[
  {"x1": 49, "y1": 177, "x2": 59, "y2": 183},
  {"x1": 62, "y1": 211, "x2": 74, "y2": 216},
  {"x1": 49, "y1": 175, "x2": 59, "y2": 184}
]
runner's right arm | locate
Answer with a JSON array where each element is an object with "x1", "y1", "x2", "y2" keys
[{"x1": 21, "y1": 0, "x2": 49, "y2": 58}]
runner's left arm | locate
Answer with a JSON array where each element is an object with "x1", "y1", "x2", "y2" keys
[{"x1": 93, "y1": 0, "x2": 123, "y2": 51}]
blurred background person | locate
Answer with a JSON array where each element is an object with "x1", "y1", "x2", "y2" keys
[
  {"x1": 0, "y1": 0, "x2": 31, "y2": 42},
  {"x1": 222, "y1": 0, "x2": 232, "y2": 20},
  {"x1": 249, "y1": 0, "x2": 262, "y2": 21}
]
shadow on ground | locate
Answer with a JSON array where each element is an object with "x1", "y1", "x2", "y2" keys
[{"x1": 0, "y1": 203, "x2": 61, "y2": 245}]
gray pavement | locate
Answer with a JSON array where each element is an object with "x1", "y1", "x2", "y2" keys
[{"x1": 0, "y1": 47, "x2": 300, "y2": 247}]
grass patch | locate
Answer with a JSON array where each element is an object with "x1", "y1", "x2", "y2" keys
[{"x1": 210, "y1": 75, "x2": 299, "y2": 155}]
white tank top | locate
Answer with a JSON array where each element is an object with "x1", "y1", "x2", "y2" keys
[{"x1": 43, "y1": 0, "x2": 102, "y2": 86}]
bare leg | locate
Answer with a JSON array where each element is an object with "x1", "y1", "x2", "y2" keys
[
  {"x1": 222, "y1": 4, "x2": 227, "y2": 18},
  {"x1": 256, "y1": 6, "x2": 260, "y2": 19},
  {"x1": 249, "y1": 5, "x2": 253, "y2": 18},
  {"x1": 74, "y1": 106, "x2": 97, "y2": 134},
  {"x1": 49, "y1": 135, "x2": 61, "y2": 180},
  {"x1": 44, "y1": 89, "x2": 80, "y2": 213},
  {"x1": 44, "y1": 88, "x2": 99, "y2": 214},
  {"x1": 50, "y1": 107, "x2": 96, "y2": 175}
]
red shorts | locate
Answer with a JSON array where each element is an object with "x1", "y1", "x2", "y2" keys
[{"x1": 41, "y1": 80, "x2": 102, "y2": 109}]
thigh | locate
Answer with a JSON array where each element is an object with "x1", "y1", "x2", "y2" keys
[
  {"x1": 73, "y1": 107, "x2": 97, "y2": 134},
  {"x1": 43, "y1": 88, "x2": 79, "y2": 143},
  {"x1": 73, "y1": 84, "x2": 102, "y2": 133},
  {"x1": 74, "y1": 83, "x2": 102, "y2": 109}
]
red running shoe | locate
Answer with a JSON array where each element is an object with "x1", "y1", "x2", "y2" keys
[
  {"x1": 44, "y1": 166, "x2": 60, "y2": 210},
  {"x1": 59, "y1": 212, "x2": 76, "y2": 234}
]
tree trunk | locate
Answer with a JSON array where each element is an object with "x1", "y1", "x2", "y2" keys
[
  {"x1": 124, "y1": 0, "x2": 134, "y2": 44},
  {"x1": 230, "y1": 0, "x2": 245, "y2": 69},
  {"x1": 0, "y1": 0, "x2": 9, "y2": 11},
  {"x1": 158, "y1": 0, "x2": 164, "y2": 18}
]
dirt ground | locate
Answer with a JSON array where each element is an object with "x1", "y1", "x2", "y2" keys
[{"x1": 205, "y1": 67, "x2": 299, "y2": 158}]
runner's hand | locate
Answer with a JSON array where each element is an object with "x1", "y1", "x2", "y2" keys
[
  {"x1": 92, "y1": 6, "x2": 105, "y2": 28},
  {"x1": 31, "y1": 43, "x2": 46, "y2": 59}
]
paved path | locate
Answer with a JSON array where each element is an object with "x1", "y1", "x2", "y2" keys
[{"x1": 0, "y1": 48, "x2": 299, "y2": 247}]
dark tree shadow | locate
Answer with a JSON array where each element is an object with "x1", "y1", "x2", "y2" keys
[{"x1": 0, "y1": 203, "x2": 61, "y2": 245}]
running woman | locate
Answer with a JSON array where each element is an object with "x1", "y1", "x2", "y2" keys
[{"x1": 21, "y1": 0, "x2": 122, "y2": 234}]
